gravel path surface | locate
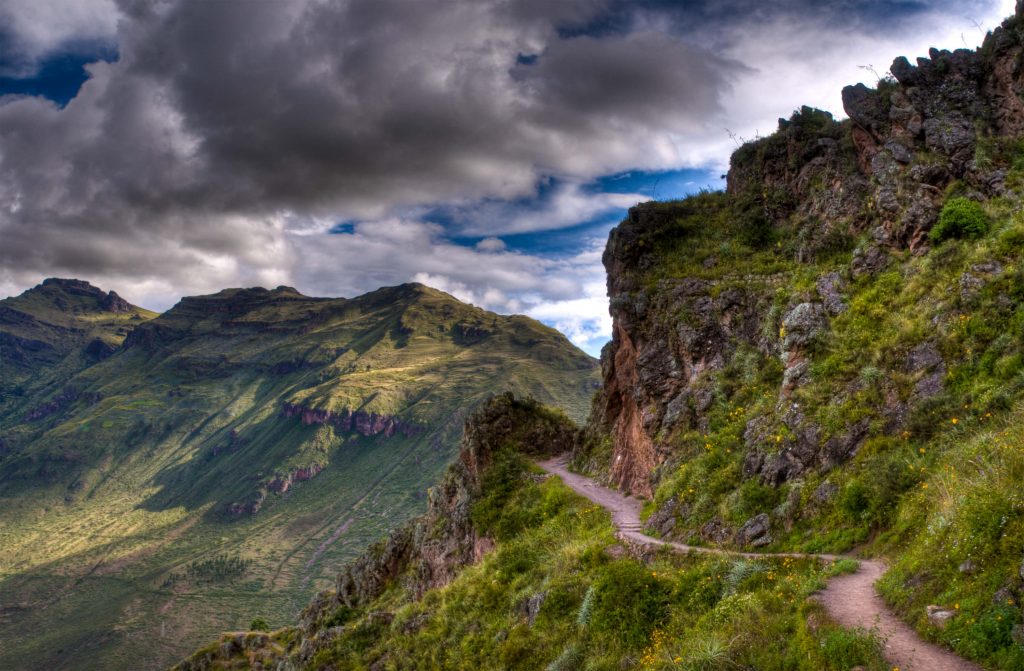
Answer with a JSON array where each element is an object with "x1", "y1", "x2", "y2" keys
[{"x1": 538, "y1": 455, "x2": 982, "y2": 671}]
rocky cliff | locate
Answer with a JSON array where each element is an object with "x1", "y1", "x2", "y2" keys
[
  {"x1": 580, "y1": 6, "x2": 1024, "y2": 543},
  {"x1": 281, "y1": 403, "x2": 419, "y2": 438}
]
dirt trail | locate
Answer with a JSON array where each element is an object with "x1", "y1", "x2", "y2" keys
[{"x1": 538, "y1": 455, "x2": 982, "y2": 671}]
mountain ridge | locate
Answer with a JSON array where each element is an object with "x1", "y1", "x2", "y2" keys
[{"x1": 0, "y1": 278, "x2": 598, "y2": 670}]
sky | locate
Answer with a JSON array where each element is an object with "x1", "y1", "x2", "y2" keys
[{"x1": 0, "y1": 0, "x2": 1017, "y2": 356}]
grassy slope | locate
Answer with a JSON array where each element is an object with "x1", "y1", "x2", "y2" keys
[
  {"x1": 614, "y1": 174, "x2": 1024, "y2": 665},
  {"x1": 877, "y1": 407, "x2": 1024, "y2": 668},
  {"x1": 187, "y1": 436, "x2": 887, "y2": 671},
  {"x1": 308, "y1": 185, "x2": 1024, "y2": 671},
  {"x1": 0, "y1": 278, "x2": 157, "y2": 404},
  {"x1": 170, "y1": 155, "x2": 1024, "y2": 669},
  {"x1": 0, "y1": 283, "x2": 598, "y2": 670},
  {"x1": 323, "y1": 464, "x2": 886, "y2": 671}
]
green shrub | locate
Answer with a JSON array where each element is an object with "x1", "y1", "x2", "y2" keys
[
  {"x1": 249, "y1": 617, "x2": 270, "y2": 631},
  {"x1": 470, "y1": 449, "x2": 538, "y2": 539},
  {"x1": 588, "y1": 561, "x2": 672, "y2": 648},
  {"x1": 995, "y1": 218, "x2": 1024, "y2": 256},
  {"x1": 738, "y1": 205, "x2": 774, "y2": 249},
  {"x1": 733, "y1": 480, "x2": 783, "y2": 522},
  {"x1": 816, "y1": 626, "x2": 886, "y2": 670},
  {"x1": 930, "y1": 198, "x2": 990, "y2": 243},
  {"x1": 839, "y1": 479, "x2": 871, "y2": 519}
]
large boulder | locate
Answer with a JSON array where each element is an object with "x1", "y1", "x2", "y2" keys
[{"x1": 736, "y1": 513, "x2": 772, "y2": 548}]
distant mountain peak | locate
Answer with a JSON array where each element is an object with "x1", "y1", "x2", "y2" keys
[
  {"x1": 14, "y1": 276, "x2": 149, "y2": 315},
  {"x1": 41, "y1": 277, "x2": 103, "y2": 292},
  {"x1": 1, "y1": 279, "x2": 156, "y2": 389}
]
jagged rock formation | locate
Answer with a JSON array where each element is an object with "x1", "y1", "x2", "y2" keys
[
  {"x1": 842, "y1": 25, "x2": 1024, "y2": 250},
  {"x1": 585, "y1": 7, "x2": 1024, "y2": 502}
]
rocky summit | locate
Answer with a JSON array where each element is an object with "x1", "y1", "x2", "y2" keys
[
  {"x1": 0, "y1": 281, "x2": 597, "y2": 670},
  {"x1": 171, "y1": 7, "x2": 1024, "y2": 671}
]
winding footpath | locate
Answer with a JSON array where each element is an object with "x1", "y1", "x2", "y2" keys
[{"x1": 538, "y1": 455, "x2": 982, "y2": 671}]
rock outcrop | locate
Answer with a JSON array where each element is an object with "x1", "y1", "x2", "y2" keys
[
  {"x1": 584, "y1": 7, "x2": 1024, "y2": 506},
  {"x1": 267, "y1": 464, "x2": 324, "y2": 494},
  {"x1": 588, "y1": 207, "x2": 775, "y2": 496},
  {"x1": 281, "y1": 403, "x2": 419, "y2": 438},
  {"x1": 841, "y1": 13, "x2": 1024, "y2": 250}
]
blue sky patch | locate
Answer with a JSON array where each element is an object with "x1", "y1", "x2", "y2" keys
[
  {"x1": 329, "y1": 221, "x2": 357, "y2": 235},
  {"x1": 0, "y1": 46, "x2": 117, "y2": 108},
  {"x1": 591, "y1": 168, "x2": 724, "y2": 199}
]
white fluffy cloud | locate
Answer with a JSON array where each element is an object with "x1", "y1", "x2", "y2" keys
[
  {"x1": 0, "y1": 0, "x2": 118, "y2": 76},
  {"x1": 288, "y1": 220, "x2": 611, "y2": 353},
  {"x1": 438, "y1": 181, "x2": 647, "y2": 236}
]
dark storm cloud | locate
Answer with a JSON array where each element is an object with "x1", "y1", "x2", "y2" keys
[
  {"x1": 0, "y1": 0, "x2": 743, "y2": 290},
  {"x1": 0, "y1": 0, "x2": 1012, "y2": 316},
  {"x1": 124, "y1": 0, "x2": 739, "y2": 213}
]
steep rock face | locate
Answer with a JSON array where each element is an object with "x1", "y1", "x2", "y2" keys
[
  {"x1": 590, "y1": 223, "x2": 850, "y2": 499},
  {"x1": 842, "y1": 13, "x2": 1024, "y2": 249},
  {"x1": 590, "y1": 7, "x2": 1024, "y2": 502},
  {"x1": 597, "y1": 278, "x2": 771, "y2": 495},
  {"x1": 585, "y1": 107, "x2": 871, "y2": 497},
  {"x1": 591, "y1": 207, "x2": 774, "y2": 496},
  {"x1": 281, "y1": 403, "x2": 418, "y2": 438},
  {"x1": 602, "y1": 321, "x2": 657, "y2": 496}
]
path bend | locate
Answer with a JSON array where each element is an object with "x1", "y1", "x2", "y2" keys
[{"x1": 538, "y1": 455, "x2": 982, "y2": 671}]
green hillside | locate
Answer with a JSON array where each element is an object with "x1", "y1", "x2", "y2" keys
[
  {"x1": 173, "y1": 395, "x2": 889, "y2": 671},
  {"x1": 0, "y1": 277, "x2": 157, "y2": 397},
  {"x1": 0, "y1": 281, "x2": 598, "y2": 670},
  {"x1": 174, "y1": 8, "x2": 1024, "y2": 671}
]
